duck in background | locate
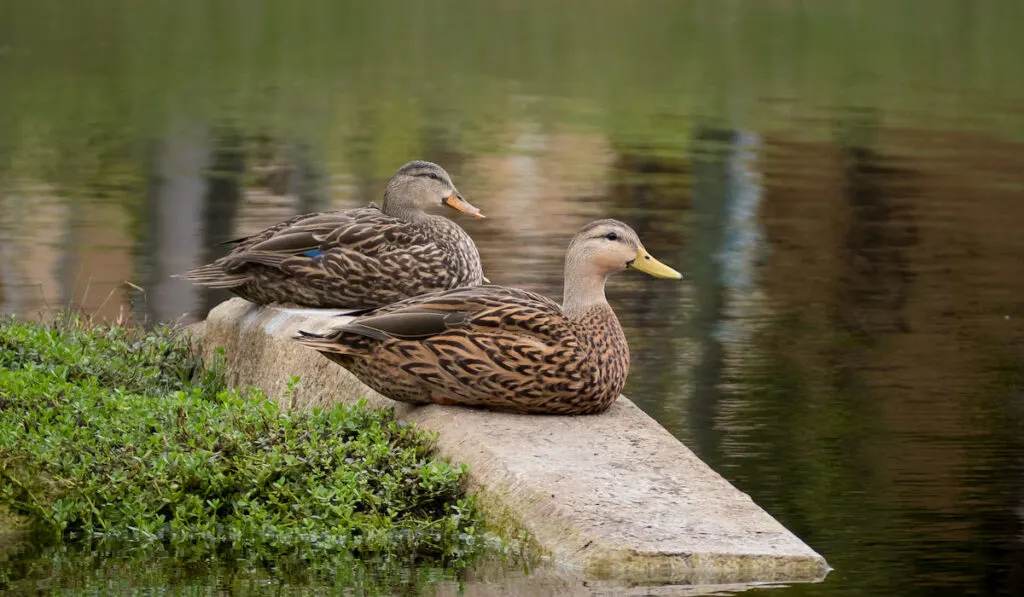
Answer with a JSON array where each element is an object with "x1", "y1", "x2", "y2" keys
[{"x1": 176, "y1": 160, "x2": 486, "y2": 309}]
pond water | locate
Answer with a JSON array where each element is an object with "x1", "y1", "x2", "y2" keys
[{"x1": 2, "y1": 1, "x2": 1023, "y2": 595}]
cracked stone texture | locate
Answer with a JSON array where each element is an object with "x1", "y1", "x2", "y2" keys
[{"x1": 193, "y1": 298, "x2": 829, "y2": 586}]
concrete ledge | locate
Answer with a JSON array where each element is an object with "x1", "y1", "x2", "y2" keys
[{"x1": 194, "y1": 298, "x2": 829, "y2": 586}]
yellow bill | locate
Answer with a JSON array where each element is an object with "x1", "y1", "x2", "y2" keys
[
  {"x1": 443, "y1": 191, "x2": 485, "y2": 219},
  {"x1": 628, "y1": 247, "x2": 683, "y2": 279}
]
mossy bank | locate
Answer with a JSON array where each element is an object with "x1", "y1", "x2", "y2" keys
[{"x1": 0, "y1": 314, "x2": 485, "y2": 591}]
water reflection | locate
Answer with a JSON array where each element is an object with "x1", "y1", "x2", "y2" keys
[
  {"x1": 2, "y1": 0, "x2": 1024, "y2": 595},
  {"x1": 0, "y1": 541, "x2": 803, "y2": 597}
]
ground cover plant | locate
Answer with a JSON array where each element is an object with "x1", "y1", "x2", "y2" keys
[{"x1": 0, "y1": 313, "x2": 482, "y2": 591}]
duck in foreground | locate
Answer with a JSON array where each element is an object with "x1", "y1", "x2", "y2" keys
[
  {"x1": 294, "y1": 219, "x2": 682, "y2": 415},
  {"x1": 175, "y1": 160, "x2": 486, "y2": 309}
]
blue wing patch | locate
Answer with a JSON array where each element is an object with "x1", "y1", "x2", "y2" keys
[{"x1": 302, "y1": 249, "x2": 324, "y2": 258}]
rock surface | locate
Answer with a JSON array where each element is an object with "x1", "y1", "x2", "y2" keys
[{"x1": 194, "y1": 298, "x2": 829, "y2": 586}]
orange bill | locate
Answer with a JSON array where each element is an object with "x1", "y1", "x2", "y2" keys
[{"x1": 443, "y1": 191, "x2": 485, "y2": 218}]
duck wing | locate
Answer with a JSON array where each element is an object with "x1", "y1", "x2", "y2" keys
[
  {"x1": 295, "y1": 285, "x2": 566, "y2": 355},
  {"x1": 218, "y1": 209, "x2": 371, "y2": 249}
]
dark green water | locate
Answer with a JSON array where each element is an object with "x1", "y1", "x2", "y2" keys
[{"x1": 2, "y1": 1, "x2": 1023, "y2": 595}]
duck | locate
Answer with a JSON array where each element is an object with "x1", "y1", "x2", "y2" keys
[
  {"x1": 175, "y1": 160, "x2": 486, "y2": 309},
  {"x1": 294, "y1": 219, "x2": 682, "y2": 415}
]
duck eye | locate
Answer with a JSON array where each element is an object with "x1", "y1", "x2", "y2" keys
[
  {"x1": 605, "y1": 232, "x2": 618, "y2": 241},
  {"x1": 424, "y1": 172, "x2": 444, "y2": 183}
]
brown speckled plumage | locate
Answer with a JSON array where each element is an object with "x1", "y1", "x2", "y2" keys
[
  {"x1": 295, "y1": 219, "x2": 682, "y2": 415},
  {"x1": 175, "y1": 161, "x2": 485, "y2": 309}
]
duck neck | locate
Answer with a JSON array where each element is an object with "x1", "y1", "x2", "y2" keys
[
  {"x1": 382, "y1": 190, "x2": 429, "y2": 224},
  {"x1": 561, "y1": 261, "x2": 611, "y2": 319}
]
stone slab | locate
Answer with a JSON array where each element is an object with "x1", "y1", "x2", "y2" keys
[{"x1": 193, "y1": 298, "x2": 830, "y2": 586}]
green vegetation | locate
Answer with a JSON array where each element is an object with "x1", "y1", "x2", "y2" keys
[{"x1": 0, "y1": 314, "x2": 483, "y2": 581}]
